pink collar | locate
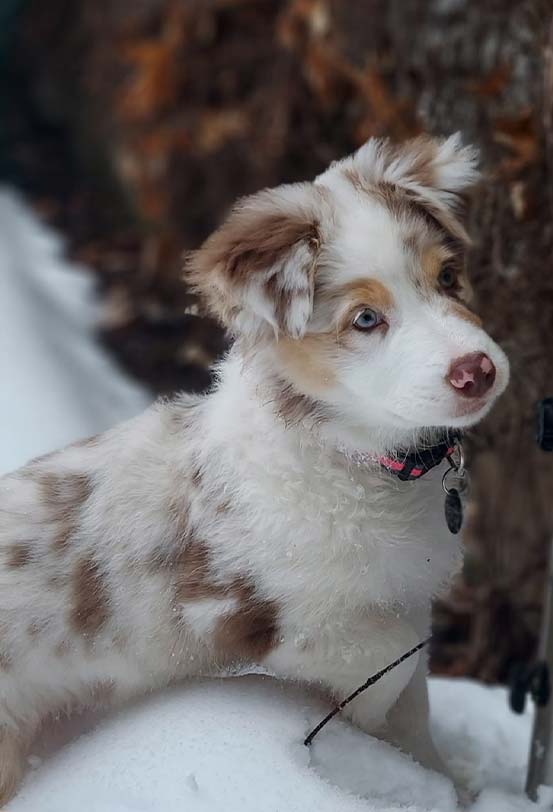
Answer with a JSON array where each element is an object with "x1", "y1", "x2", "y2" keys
[{"x1": 340, "y1": 432, "x2": 461, "y2": 482}]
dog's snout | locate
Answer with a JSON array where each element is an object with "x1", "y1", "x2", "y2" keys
[{"x1": 447, "y1": 352, "x2": 496, "y2": 398}]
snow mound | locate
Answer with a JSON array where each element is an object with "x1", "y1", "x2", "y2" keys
[{"x1": 7, "y1": 675, "x2": 546, "y2": 812}]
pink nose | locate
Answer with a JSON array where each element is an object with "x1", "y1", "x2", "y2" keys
[{"x1": 447, "y1": 352, "x2": 496, "y2": 398}]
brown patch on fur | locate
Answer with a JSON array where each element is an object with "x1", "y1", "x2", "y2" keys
[
  {"x1": 185, "y1": 185, "x2": 320, "y2": 331},
  {"x1": 40, "y1": 472, "x2": 93, "y2": 524},
  {"x1": 192, "y1": 206, "x2": 318, "y2": 285},
  {"x1": 52, "y1": 520, "x2": 75, "y2": 554},
  {"x1": 343, "y1": 166, "x2": 366, "y2": 195},
  {"x1": 146, "y1": 545, "x2": 168, "y2": 574},
  {"x1": 162, "y1": 535, "x2": 280, "y2": 661},
  {"x1": 276, "y1": 334, "x2": 337, "y2": 392},
  {"x1": 70, "y1": 557, "x2": 110, "y2": 639},
  {"x1": 417, "y1": 195, "x2": 471, "y2": 245},
  {"x1": 41, "y1": 473, "x2": 62, "y2": 508},
  {"x1": 0, "y1": 650, "x2": 12, "y2": 670},
  {"x1": 447, "y1": 299, "x2": 483, "y2": 327},
  {"x1": 215, "y1": 591, "x2": 280, "y2": 661},
  {"x1": 403, "y1": 233, "x2": 471, "y2": 302},
  {"x1": 417, "y1": 243, "x2": 453, "y2": 289},
  {"x1": 5, "y1": 542, "x2": 33, "y2": 569},
  {"x1": 324, "y1": 278, "x2": 395, "y2": 336},
  {"x1": 40, "y1": 472, "x2": 90, "y2": 561},
  {"x1": 400, "y1": 135, "x2": 440, "y2": 187},
  {"x1": 274, "y1": 382, "x2": 329, "y2": 427},
  {"x1": 172, "y1": 541, "x2": 214, "y2": 603},
  {"x1": 337, "y1": 278, "x2": 394, "y2": 314},
  {"x1": 216, "y1": 499, "x2": 231, "y2": 515},
  {"x1": 380, "y1": 182, "x2": 419, "y2": 224}
]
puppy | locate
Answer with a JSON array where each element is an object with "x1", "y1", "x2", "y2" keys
[{"x1": 0, "y1": 134, "x2": 509, "y2": 803}]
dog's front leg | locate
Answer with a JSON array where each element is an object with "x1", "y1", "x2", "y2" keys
[
  {"x1": 265, "y1": 614, "x2": 422, "y2": 739},
  {"x1": 376, "y1": 648, "x2": 447, "y2": 773},
  {"x1": 366, "y1": 648, "x2": 472, "y2": 806},
  {"x1": 265, "y1": 614, "x2": 466, "y2": 802}
]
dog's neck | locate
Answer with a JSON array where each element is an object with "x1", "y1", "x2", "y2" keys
[{"x1": 218, "y1": 343, "x2": 444, "y2": 462}]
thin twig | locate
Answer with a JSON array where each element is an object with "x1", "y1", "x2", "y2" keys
[{"x1": 304, "y1": 637, "x2": 431, "y2": 747}]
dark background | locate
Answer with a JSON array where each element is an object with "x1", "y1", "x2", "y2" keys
[{"x1": 2, "y1": 0, "x2": 553, "y2": 682}]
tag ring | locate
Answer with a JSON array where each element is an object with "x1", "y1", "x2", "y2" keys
[
  {"x1": 446, "y1": 443, "x2": 465, "y2": 476},
  {"x1": 442, "y1": 443, "x2": 468, "y2": 495}
]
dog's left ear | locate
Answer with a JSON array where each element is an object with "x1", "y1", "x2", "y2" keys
[{"x1": 186, "y1": 183, "x2": 323, "y2": 339}]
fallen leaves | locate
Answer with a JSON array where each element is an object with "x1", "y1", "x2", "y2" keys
[{"x1": 493, "y1": 109, "x2": 539, "y2": 176}]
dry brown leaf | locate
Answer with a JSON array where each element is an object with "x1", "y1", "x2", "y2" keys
[
  {"x1": 466, "y1": 65, "x2": 511, "y2": 98},
  {"x1": 493, "y1": 109, "x2": 539, "y2": 176},
  {"x1": 120, "y1": 41, "x2": 180, "y2": 122},
  {"x1": 118, "y1": 2, "x2": 187, "y2": 122},
  {"x1": 195, "y1": 109, "x2": 250, "y2": 155}
]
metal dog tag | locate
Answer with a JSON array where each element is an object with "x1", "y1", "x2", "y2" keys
[{"x1": 444, "y1": 488, "x2": 463, "y2": 534}]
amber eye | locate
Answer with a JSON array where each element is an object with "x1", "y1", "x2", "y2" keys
[
  {"x1": 438, "y1": 265, "x2": 458, "y2": 291},
  {"x1": 352, "y1": 308, "x2": 384, "y2": 331}
]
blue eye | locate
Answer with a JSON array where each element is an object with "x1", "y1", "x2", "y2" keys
[{"x1": 352, "y1": 308, "x2": 383, "y2": 331}]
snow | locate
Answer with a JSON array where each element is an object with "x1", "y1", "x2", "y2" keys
[
  {"x1": 5, "y1": 676, "x2": 547, "y2": 812},
  {"x1": 0, "y1": 189, "x2": 548, "y2": 811},
  {"x1": 0, "y1": 188, "x2": 151, "y2": 475}
]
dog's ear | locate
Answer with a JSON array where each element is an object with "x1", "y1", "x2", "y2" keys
[
  {"x1": 186, "y1": 183, "x2": 323, "y2": 338},
  {"x1": 330, "y1": 133, "x2": 479, "y2": 241}
]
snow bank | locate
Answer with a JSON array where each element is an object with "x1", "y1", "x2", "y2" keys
[{"x1": 0, "y1": 188, "x2": 150, "y2": 474}]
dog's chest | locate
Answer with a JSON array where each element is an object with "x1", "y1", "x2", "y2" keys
[{"x1": 211, "y1": 447, "x2": 461, "y2": 614}]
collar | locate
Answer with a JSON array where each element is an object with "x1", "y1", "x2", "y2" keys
[
  {"x1": 337, "y1": 431, "x2": 462, "y2": 481},
  {"x1": 376, "y1": 431, "x2": 462, "y2": 482}
]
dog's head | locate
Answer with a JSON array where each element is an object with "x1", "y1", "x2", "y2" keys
[{"x1": 187, "y1": 134, "x2": 509, "y2": 438}]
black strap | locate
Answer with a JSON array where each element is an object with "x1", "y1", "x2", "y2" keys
[{"x1": 396, "y1": 434, "x2": 459, "y2": 481}]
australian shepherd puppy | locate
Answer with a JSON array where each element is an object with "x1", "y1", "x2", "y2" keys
[{"x1": 0, "y1": 134, "x2": 509, "y2": 803}]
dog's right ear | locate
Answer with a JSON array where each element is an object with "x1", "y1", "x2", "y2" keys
[{"x1": 185, "y1": 183, "x2": 324, "y2": 339}]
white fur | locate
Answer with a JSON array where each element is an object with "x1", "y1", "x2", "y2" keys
[{"x1": 181, "y1": 598, "x2": 239, "y2": 637}]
